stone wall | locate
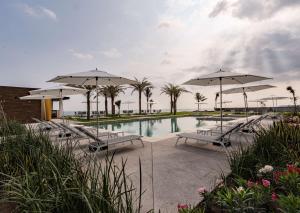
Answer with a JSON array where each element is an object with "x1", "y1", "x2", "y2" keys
[{"x1": 0, "y1": 86, "x2": 41, "y2": 123}]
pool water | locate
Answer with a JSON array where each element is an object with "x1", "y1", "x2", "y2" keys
[{"x1": 97, "y1": 116, "x2": 228, "y2": 137}]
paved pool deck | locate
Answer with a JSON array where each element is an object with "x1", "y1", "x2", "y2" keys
[{"x1": 90, "y1": 128, "x2": 256, "y2": 212}]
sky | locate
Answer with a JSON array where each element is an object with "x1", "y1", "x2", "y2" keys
[{"x1": 1, "y1": 0, "x2": 300, "y2": 112}]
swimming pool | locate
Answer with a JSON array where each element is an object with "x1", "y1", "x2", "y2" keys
[{"x1": 96, "y1": 116, "x2": 231, "y2": 137}]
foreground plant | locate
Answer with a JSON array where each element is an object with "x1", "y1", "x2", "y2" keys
[{"x1": 0, "y1": 119, "x2": 144, "y2": 212}]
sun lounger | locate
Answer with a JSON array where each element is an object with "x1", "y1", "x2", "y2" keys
[
  {"x1": 88, "y1": 135, "x2": 144, "y2": 152},
  {"x1": 176, "y1": 123, "x2": 244, "y2": 149},
  {"x1": 32, "y1": 118, "x2": 53, "y2": 131}
]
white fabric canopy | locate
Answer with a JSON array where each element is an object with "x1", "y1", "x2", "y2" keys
[
  {"x1": 48, "y1": 69, "x2": 137, "y2": 86},
  {"x1": 222, "y1": 85, "x2": 275, "y2": 94}
]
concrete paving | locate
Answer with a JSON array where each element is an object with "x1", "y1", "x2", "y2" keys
[{"x1": 90, "y1": 134, "x2": 251, "y2": 212}]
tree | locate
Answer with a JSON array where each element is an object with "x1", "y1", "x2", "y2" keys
[
  {"x1": 144, "y1": 87, "x2": 153, "y2": 113},
  {"x1": 172, "y1": 85, "x2": 189, "y2": 115},
  {"x1": 195, "y1": 92, "x2": 207, "y2": 111},
  {"x1": 215, "y1": 92, "x2": 219, "y2": 109},
  {"x1": 97, "y1": 86, "x2": 109, "y2": 116},
  {"x1": 161, "y1": 83, "x2": 189, "y2": 115},
  {"x1": 115, "y1": 100, "x2": 121, "y2": 116},
  {"x1": 161, "y1": 83, "x2": 174, "y2": 114},
  {"x1": 131, "y1": 78, "x2": 153, "y2": 114},
  {"x1": 287, "y1": 86, "x2": 297, "y2": 115},
  {"x1": 106, "y1": 85, "x2": 125, "y2": 115}
]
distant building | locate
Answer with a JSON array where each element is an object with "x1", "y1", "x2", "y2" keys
[{"x1": 0, "y1": 86, "x2": 42, "y2": 123}]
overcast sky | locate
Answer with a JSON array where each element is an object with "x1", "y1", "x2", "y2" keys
[{"x1": 1, "y1": 0, "x2": 300, "y2": 111}]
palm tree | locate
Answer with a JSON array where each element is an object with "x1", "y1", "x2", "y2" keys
[
  {"x1": 161, "y1": 83, "x2": 174, "y2": 114},
  {"x1": 106, "y1": 85, "x2": 125, "y2": 115},
  {"x1": 115, "y1": 100, "x2": 121, "y2": 116},
  {"x1": 173, "y1": 85, "x2": 189, "y2": 115},
  {"x1": 131, "y1": 78, "x2": 153, "y2": 114},
  {"x1": 144, "y1": 87, "x2": 153, "y2": 113},
  {"x1": 97, "y1": 86, "x2": 110, "y2": 116},
  {"x1": 287, "y1": 86, "x2": 297, "y2": 115},
  {"x1": 195, "y1": 92, "x2": 207, "y2": 111},
  {"x1": 215, "y1": 92, "x2": 219, "y2": 109}
]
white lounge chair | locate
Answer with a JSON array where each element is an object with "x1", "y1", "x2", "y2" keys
[
  {"x1": 89, "y1": 135, "x2": 144, "y2": 152},
  {"x1": 176, "y1": 123, "x2": 244, "y2": 150}
]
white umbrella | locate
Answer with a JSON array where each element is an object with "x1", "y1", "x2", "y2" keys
[
  {"x1": 183, "y1": 69, "x2": 271, "y2": 133},
  {"x1": 260, "y1": 96, "x2": 289, "y2": 112},
  {"x1": 249, "y1": 99, "x2": 267, "y2": 114},
  {"x1": 222, "y1": 85, "x2": 275, "y2": 120},
  {"x1": 29, "y1": 85, "x2": 87, "y2": 121},
  {"x1": 48, "y1": 69, "x2": 137, "y2": 137},
  {"x1": 20, "y1": 94, "x2": 62, "y2": 120}
]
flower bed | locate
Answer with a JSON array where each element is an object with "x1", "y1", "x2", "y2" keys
[{"x1": 177, "y1": 121, "x2": 300, "y2": 212}]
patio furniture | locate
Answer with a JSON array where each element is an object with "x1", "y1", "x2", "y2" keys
[
  {"x1": 197, "y1": 128, "x2": 212, "y2": 135},
  {"x1": 88, "y1": 135, "x2": 144, "y2": 152},
  {"x1": 176, "y1": 122, "x2": 244, "y2": 149}
]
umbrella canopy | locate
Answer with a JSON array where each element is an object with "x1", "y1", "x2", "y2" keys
[
  {"x1": 29, "y1": 85, "x2": 87, "y2": 120},
  {"x1": 183, "y1": 69, "x2": 271, "y2": 134},
  {"x1": 222, "y1": 85, "x2": 275, "y2": 95},
  {"x1": 48, "y1": 69, "x2": 137, "y2": 86},
  {"x1": 184, "y1": 70, "x2": 271, "y2": 86},
  {"x1": 260, "y1": 96, "x2": 289, "y2": 112},
  {"x1": 222, "y1": 84, "x2": 275, "y2": 120},
  {"x1": 30, "y1": 85, "x2": 87, "y2": 96},
  {"x1": 20, "y1": 94, "x2": 61, "y2": 100}
]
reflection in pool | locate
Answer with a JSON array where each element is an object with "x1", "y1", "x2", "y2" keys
[{"x1": 96, "y1": 116, "x2": 228, "y2": 137}]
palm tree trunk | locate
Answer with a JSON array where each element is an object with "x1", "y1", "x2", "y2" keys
[
  {"x1": 170, "y1": 94, "x2": 173, "y2": 114},
  {"x1": 86, "y1": 90, "x2": 91, "y2": 120},
  {"x1": 111, "y1": 96, "x2": 115, "y2": 115},
  {"x1": 139, "y1": 91, "x2": 142, "y2": 114},
  {"x1": 146, "y1": 96, "x2": 149, "y2": 113},
  {"x1": 294, "y1": 96, "x2": 297, "y2": 115},
  {"x1": 104, "y1": 95, "x2": 108, "y2": 116},
  {"x1": 173, "y1": 97, "x2": 177, "y2": 115}
]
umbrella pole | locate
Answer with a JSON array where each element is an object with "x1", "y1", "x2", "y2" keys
[
  {"x1": 60, "y1": 89, "x2": 64, "y2": 124},
  {"x1": 96, "y1": 77, "x2": 99, "y2": 138},
  {"x1": 243, "y1": 89, "x2": 248, "y2": 121},
  {"x1": 220, "y1": 77, "x2": 223, "y2": 135}
]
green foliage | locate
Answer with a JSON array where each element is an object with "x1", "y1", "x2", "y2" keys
[
  {"x1": 229, "y1": 122, "x2": 300, "y2": 180},
  {"x1": 0, "y1": 120, "x2": 143, "y2": 212},
  {"x1": 278, "y1": 194, "x2": 300, "y2": 213}
]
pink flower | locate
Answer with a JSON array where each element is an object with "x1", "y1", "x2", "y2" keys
[
  {"x1": 197, "y1": 187, "x2": 207, "y2": 194},
  {"x1": 247, "y1": 180, "x2": 255, "y2": 188},
  {"x1": 271, "y1": 192, "x2": 278, "y2": 201},
  {"x1": 262, "y1": 179, "x2": 270, "y2": 187},
  {"x1": 177, "y1": 204, "x2": 188, "y2": 209}
]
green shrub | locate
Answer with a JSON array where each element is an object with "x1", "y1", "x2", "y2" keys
[
  {"x1": 0, "y1": 119, "x2": 143, "y2": 212},
  {"x1": 229, "y1": 122, "x2": 300, "y2": 180},
  {"x1": 278, "y1": 194, "x2": 300, "y2": 213}
]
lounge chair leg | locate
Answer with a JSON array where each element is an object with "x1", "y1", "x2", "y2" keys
[
  {"x1": 184, "y1": 138, "x2": 188, "y2": 143},
  {"x1": 139, "y1": 139, "x2": 144, "y2": 147},
  {"x1": 175, "y1": 137, "x2": 181, "y2": 146}
]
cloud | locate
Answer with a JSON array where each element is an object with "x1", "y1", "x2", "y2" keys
[
  {"x1": 209, "y1": 0, "x2": 300, "y2": 20},
  {"x1": 102, "y1": 48, "x2": 122, "y2": 58},
  {"x1": 157, "y1": 19, "x2": 184, "y2": 29},
  {"x1": 182, "y1": 66, "x2": 210, "y2": 73},
  {"x1": 160, "y1": 59, "x2": 172, "y2": 65},
  {"x1": 208, "y1": 0, "x2": 228, "y2": 18},
  {"x1": 19, "y1": 4, "x2": 57, "y2": 21},
  {"x1": 40, "y1": 7, "x2": 57, "y2": 20},
  {"x1": 69, "y1": 49, "x2": 94, "y2": 60}
]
